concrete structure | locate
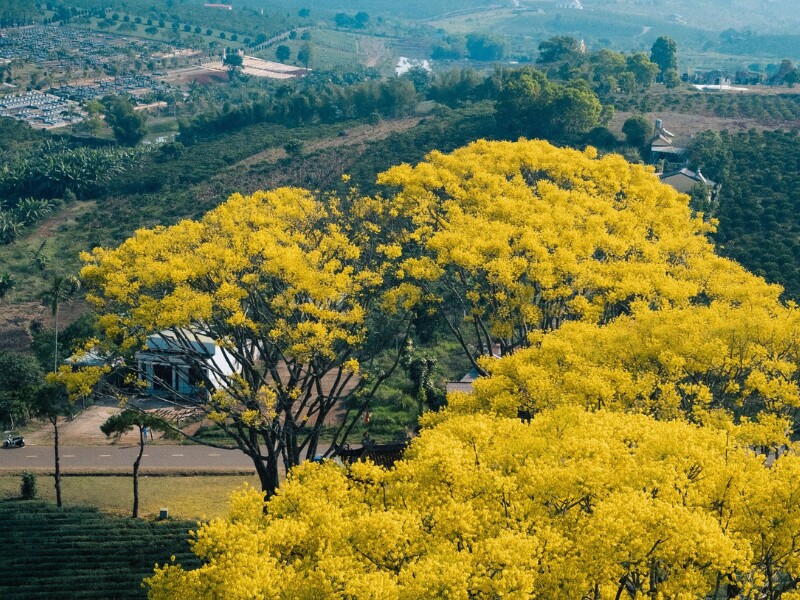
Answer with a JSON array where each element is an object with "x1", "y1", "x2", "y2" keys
[
  {"x1": 0, "y1": 90, "x2": 83, "y2": 128},
  {"x1": 446, "y1": 366, "x2": 481, "y2": 395},
  {"x1": 658, "y1": 168, "x2": 715, "y2": 194},
  {"x1": 136, "y1": 329, "x2": 238, "y2": 399},
  {"x1": 650, "y1": 118, "x2": 686, "y2": 159}
]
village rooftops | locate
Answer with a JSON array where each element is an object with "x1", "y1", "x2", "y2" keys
[
  {"x1": 658, "y1": 168, "x2": 716, "y2": 193},
  {"x1": 145, "y1": 329, "x2": 218, "y2": 356}
]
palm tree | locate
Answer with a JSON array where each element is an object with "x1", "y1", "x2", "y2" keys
[
  {"x1": 39, "y1": 275, "x2": 80, "y2": 372},
  {"x1": 100, "y1": 410, "x2": 168, "y2": 518}
]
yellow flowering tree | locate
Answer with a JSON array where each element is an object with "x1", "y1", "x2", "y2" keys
[
  {"x1": 147, "y1": 408, "x2": 800, "y2": 599},
  {"x1": 448, "y1": 302, "x2": 800, "y2": 434},
  {"x1": 40, "y1": 364, "x2": 109, "y2": 508},
  {"x1": 81, "y1": 188, "x2": 410, "y2": 496},
  {"x1": 377, "y1": 139, "x2": 779, "y2": 372},
  {"x1": 140, "y1": 139, "x2": 800, "y2": 599}
]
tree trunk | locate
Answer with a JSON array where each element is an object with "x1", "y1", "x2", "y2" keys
[
  {"x1": 53, "y1": 306, "x2": 59, "y2": 373},
  {"x1": 53, "y1": 415, "x2": 62, "y2": 508},
  {"x1": 132, "y1": 427, "x2": 144, "y2": 518},
  {"x1": 254, "y1": 452, "x2": 280, "y2": 500}
]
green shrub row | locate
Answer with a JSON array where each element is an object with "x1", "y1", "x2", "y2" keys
[{"x1": 0, "y1": 500, "x2": 199, "y2": 600}]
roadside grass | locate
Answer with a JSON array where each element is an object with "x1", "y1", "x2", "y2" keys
[{"x1": 0, "y1": 474, "x2": 258, "y2": 520}]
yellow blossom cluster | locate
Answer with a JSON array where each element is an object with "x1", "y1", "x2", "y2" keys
[
  {"x1": 147, "y1": 408, "x2": 800, "y2": 599},
  {"x1": 442, "y1": 302, "x2": 800, "y2": 433},
  {"x1": 377, "y1": 139, "x2": 779, "y2": 355},
  {"x1": 81, "y1": 188, "x2": 377, "y2": 359},
  {"x1": 77, "y1": 139, "x2": 800, "y2": 598}
]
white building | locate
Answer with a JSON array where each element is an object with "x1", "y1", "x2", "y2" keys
[{"x1": 136, "y1": 329, "x2": 238, "y2": 399}]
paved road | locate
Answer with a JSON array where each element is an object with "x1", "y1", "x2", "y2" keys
[{"x1": 0, "y1": 444, "x2": 256, "y2": 473}]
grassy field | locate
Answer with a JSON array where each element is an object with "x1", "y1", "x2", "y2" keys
[
  {"x1": 69, "y1": 15, "x2": 249, "y2": 51},
  {"x1": 0, "y1": 474, "x2": 259, "y2": 520}
]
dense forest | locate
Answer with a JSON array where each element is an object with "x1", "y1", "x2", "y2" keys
[{"x1": 696, "y1": 130, "x2": 800, "y2": 298}]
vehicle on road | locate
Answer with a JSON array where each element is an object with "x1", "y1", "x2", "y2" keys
[{"x1": 3, "y1": 431, "x2": 25, "y2": 448}]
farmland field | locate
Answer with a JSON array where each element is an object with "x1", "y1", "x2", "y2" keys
[{"x1": 0, "y1": 500, "x2": 201, "y2": 599}]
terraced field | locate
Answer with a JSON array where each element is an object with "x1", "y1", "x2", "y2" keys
[{"x1": 0, "y1": 500, "x2": 199, "y2": 599}]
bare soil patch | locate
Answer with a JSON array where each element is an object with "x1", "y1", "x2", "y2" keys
[
  {"x1": 23, "y1": 396, "x2": 201, "y2": 446},
  {"x1": 0, "y1": 299, "x2": 90, "y2": 353},
  {"x1": 610, "y1": 110, "x2": 789, "y2": 144},
  {"x1": 233, "y1": 116, "x2": 422, "y2": 170},
  {"x1": 23, "y1": 200, "x2": 95, "y2": 243}
]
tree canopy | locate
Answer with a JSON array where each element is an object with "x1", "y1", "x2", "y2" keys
[
  {"x1": 147, "y1": 408, "x2": 800, "y2": 599},
  {"x1": 495, "y1": 68, "x2": 602, "y2": 138},
  {"x1": 101, "y1": 95, "x2": 147, "y2": 146},
  {"x1": 375, "y1": 138, "x2": 778, "y2": 371},
  {"x1": 74, "y1": 137, "x2": 800, "y2": 598},
  {"x1": 650, "y1": 36, "x2": 678, "y2": 77},
  {"x1": 83, "y1": 139, "x2": 787, "y2": 496},
  {"x1": 81, "y1": 187, "x2": 411, "y2": 496}
]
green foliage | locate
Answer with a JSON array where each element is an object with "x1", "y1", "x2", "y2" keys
[
  {"x1": 663, "y1": 68, "x2": 681, "y2": 88},
  {"x1": 431, "y1": 35, "x2": 466, "y2": 60},
  {"x1": 0, "y1": 118, "x2": 45, "y2": 156},
  {"x1": 20, "y1": 472, "x2": 37, "y2": 500},
  {"x1": 297, "y1": 42, "x2": 313, "y2": 69},
  {"x1": 710, "y1": 130, "x2": 800, "y2": 299},
  {"x1": 0, "y1": 271, "x2": 14, "y2": 299},
  {"x1": 537, "y1": 36, "x2": 579, "y2": 63},
  {"x1": 495, "y1": 67, "x2": 603, "y2": 138},
  {"x1": 100, "y1": 410, "x2": 166, "y2": 439},
  {"x1": 465, "y1": 33, "x2": 506, "y2": 62},
  {"x1": 283, "y1": 138, "x2": 304, "y2": 156},
  {"x1": 101, "y1": 95, "x2": 147, "y2": 146},
  {"x1": 275, "y1": 44, "x2": 290, "y2": 62},
  {"x1": 0, "y1": 141, "x2": 135, "y2": 198},
  {"x1": 0, "y1": 0, "x2": 38, "y2": 26},
  {"x1": 177, "y1": 78, "x2": 418, "y2": 143},
  {"x1": 687, "y1": 130, "x2": 732, "y2": 181},
  {"x1": 585, "y1": 126, "x2": 619, "y2": 151},
  {"x1": 428, "y1": 68, "x2": 495, "y2": 107},
  {"x1": 621, "y1": 114, "x2": 653, "y2": 147},
  {"x1": 613, "y1": 92, "x2": 800, "y2": 127},
  {"x1": 0, "y1": 351, "x2": 43, "y2": 429},
  {"x1": 650, "y1": 36, "x2": 678, "y2": 75},
  {"x1": 29, "y1": 313, "x2": 98, "y2": 373},
  {"x1": 0, "y1": 142, "x2": 138, "y2": 230}
]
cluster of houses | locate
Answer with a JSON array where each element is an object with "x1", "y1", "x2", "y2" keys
[
  {"x1": 0, "y1": 25, "x2": 163, "y2": 71},
  {"x1": 50, "y1": 74, "x2": 169, "y2": 102},
  {"x1": 648, "y1": 117, "x2": 717, "y2": 197},
  {"x1": 0, "y1": 90, "x2": 82, "y2": 128}
]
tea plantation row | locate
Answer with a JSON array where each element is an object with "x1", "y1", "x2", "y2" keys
[{"x1": 0, "y1": 500, "x2": 199, "y2": 599}]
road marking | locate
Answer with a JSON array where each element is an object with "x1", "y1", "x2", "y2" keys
[
  {"x1": 208, "y1": 453, "x2": 220, "y2": 456},
  {"x1": 62, "y1": 454, "x2": 75, "y2": 458},
  {"x1": 172, "y1": 454, "x2": 184, "y2": 457},
  {"x1": 25, "y1": 455, "x2": 38, "y2": 458},
  {"x1": 142, "y1": 454, "x2": 149, "y2": 457},
  {"x1": 99, "y1": 454, "x2": 111, "y2": 457}
]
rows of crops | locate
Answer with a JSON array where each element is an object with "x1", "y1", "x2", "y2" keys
[
  {"x1": 0, "y1": 500, "x2": 199, "y2": 599},
  {"x1": 310, "y1": 28, "x2": 359, "y2": 53},
  {"x1": 614, "y1": 92, "x2": 800, "y2": 125}
]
